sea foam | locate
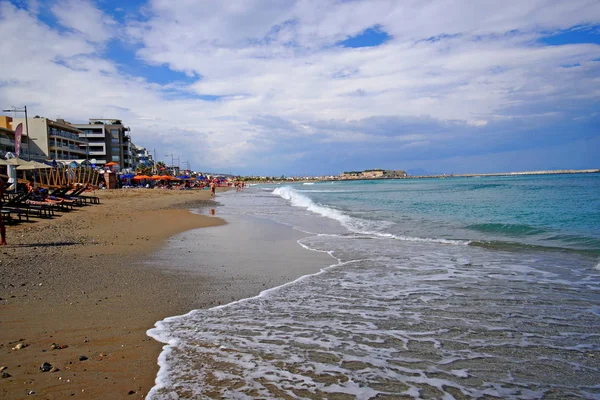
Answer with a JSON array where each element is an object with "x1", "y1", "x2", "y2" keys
[{"x1": 272, "y1": 186, "x2": 468, "y2": 246}]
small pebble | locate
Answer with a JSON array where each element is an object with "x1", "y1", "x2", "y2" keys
[{"x1": 79, "y1": 355, "x2": 88, "y2": 361}]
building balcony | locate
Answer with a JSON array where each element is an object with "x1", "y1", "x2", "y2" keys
[
  {"x1": 80, "y1": 132, "x2": 106, "y2": 139},
  {"x1": 49, "y1": 142, "x2": 87, "y2": 153},
  {"x1": 48, "y1": 129, "x2": 85, "y2": 143}
]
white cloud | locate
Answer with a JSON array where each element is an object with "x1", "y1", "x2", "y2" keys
[{"x1": 51, "y1": 0, "x2": 117, "y2": 43}]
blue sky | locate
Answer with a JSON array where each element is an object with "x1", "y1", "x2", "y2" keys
[{"x1": 1, "y1": 0, "x2": 599, "y2": 176}]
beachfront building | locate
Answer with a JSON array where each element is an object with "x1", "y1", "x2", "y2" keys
[
  {"x1": 71, "y1": 119, "x2": 130, "y2": 170},
  {"x1": 134, "y1": 145, "x2": 154, "y2": 169},
  {"x1": 10, "y1": 116, "x2": 86, "y2": 162},
  {"x1": 0, "y1": 116, "x2": 16, "y2": 158},
  {"x1": 122, "y1": 133, "x2": 135, "y2": 171},
  {"x1": 1, "y1": 116, "x2": 46, "y2": 161}
]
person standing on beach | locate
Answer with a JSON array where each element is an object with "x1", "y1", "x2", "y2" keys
[
  {"x1": 0, "y1": 177, "x2": 7, "y2": 245},
  {"x1": 210, "y1": 181, "x2": 216, "y2": 197}
]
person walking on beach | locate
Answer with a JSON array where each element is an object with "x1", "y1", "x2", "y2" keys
[
  {"x1": 210, "y1": 181, "x2": 216, "y2": 197},
  {"x1": 0, "y1": 177, "x2": 7, "y2": 245}
]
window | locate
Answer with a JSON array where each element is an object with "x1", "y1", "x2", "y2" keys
[{"x1": 112, "y1": 156, "x2": 120, "y2": 162}]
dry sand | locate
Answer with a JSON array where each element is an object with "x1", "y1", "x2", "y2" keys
[{"x1": 0, "y1": 188, "x2": 227, "y2": 399}]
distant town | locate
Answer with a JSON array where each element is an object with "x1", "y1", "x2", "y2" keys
[{"x1": 244, "y1": 168, "x2": 600, "y2": 183}]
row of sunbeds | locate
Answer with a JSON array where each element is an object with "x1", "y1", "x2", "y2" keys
[{"x1": 1, "y1": 186, "x2": 100, "y2": 223}]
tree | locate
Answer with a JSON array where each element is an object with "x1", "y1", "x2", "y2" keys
[
  {"x1": 136, "y1": 165, "x2": 152, "y2": 176},
  {"x1": 155, "y1": 161, "x2": 166, "y2": 174}
]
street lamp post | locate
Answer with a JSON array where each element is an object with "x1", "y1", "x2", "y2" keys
[
  {"x1": 165, "y1": 153, "x2": 174, "y2": 175},
  {"x1": 2, "y1": 106, "x2": 30, "y2": 161}
]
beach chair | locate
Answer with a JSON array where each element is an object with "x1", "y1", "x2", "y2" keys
[
  {"x1": 50, "y1": 187, "x2": 87, "y2": 206},
  {"x1": 6, "y1": 192, "x2": 53, "y2": 218},
  {"x1": 60, "y1": 186, "x2": 100, "y2": 205},
  {"x1": 1, "y1": 209, "x2": 12, "y2": 222},
  {"x1": 2, "y1": 193, "x2": 32, "y2": 221}
]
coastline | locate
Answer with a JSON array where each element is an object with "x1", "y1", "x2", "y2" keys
[{"x1": 0, "y1": 188, "x2": 227, "y2": 399}]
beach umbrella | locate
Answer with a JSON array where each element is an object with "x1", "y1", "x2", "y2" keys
[
  {"x1": 17, "y1": 160, "x2": 52, "y2": 170},
  {"x1": 0, "y1": 158, "x2": 31, "y2": 166},
  {"x1": 105, "y1": 161, "x2": 118, "y2": 167},
  {"x1": 151, "y1": 175, "x2": 164, "y2": 180},
  {"x1": 133, "y1": 175, "x2": 149, "y2": 180}
]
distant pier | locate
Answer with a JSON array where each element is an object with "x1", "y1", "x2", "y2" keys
[{"x1": 408, "y1": 169, "x2": 600, "y2": 179}]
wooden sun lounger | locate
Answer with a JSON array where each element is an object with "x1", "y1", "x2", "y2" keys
[
  {"x1": 1, "y1": 207, "x2": 29, "y2": 222},
  {"x1": 55, "y1": 187, "x2": 100, "y2": 205},
  {"x1": 5, "y1": 192, "x2": 53, "y2": 218}
]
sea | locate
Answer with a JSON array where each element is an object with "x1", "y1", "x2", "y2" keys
[{"x1": 147, "y1": 174, "x2": 600, "y2": 400}]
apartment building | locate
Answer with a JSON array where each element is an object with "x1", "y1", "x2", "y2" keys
[
  {"x1": 11, "y1": 116, "x2": 86, "y2": 162},
  {"x1": 134, "y1": 145, "x2": 154, "y2": 168},
  {"x1": 0, "y1": 116, "x2": 16, "y2": 158},
  {"x1": 71, "y1": 119, "x2": 130, "y2": 170},
  {"x1": 2, "y1": 114, "x2": 149, "y2": 172}
]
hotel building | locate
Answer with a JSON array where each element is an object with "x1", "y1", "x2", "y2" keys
[
  {"x1": 10, "y1": 116, "x2": 86, "y2": 162},
  {"x1": 134, "y1": 145, "x2": 154, "y2": 168},
  {"x1": 71, "y1": 119, "x2": 131, "y2": 170}
]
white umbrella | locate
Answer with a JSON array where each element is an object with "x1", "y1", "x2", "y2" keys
[
  {"x1": 16, "y1": 160, "x2": 52, "y2": 170},
  {"x1": 0, "y1": 158, "x2": 27, "y2": 166}
]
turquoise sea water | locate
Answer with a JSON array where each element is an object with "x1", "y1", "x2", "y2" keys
[
  {"x1": 148, "y1": 173, "x2": 600, "y2": 399},
  {"x1": 290, "y1": 174, "x2": 600, "y2": 254}
]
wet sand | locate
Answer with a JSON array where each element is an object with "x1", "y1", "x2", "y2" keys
[{"x1": 0, "y1": 187, "x2": 334, "y2": 399}]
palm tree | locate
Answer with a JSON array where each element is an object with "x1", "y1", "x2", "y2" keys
[
  {"x1": 155, "y1": 161, "x2": 166, "y2": 175},
  {"x1": 136, "y1": 165, "x2": 152, "y2": 176}
]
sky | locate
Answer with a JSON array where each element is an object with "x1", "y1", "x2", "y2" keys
[{"x1": 0, "y1": 0, "x2": 599, "y2": 176}]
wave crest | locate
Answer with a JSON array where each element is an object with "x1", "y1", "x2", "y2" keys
[{"x1": 272, "y1": 186, "x2": 468, "y2": 246}]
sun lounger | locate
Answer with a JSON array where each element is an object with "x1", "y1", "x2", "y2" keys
[
  {"x1": 53, "y1": 187, "x2": 100, "y2": 205},
  {"x1": 5, "y1": 192, "x2": 53, "y2": 218},
  {"x1": 1, "y1": 207, "x2": 29, "y2": 222}
]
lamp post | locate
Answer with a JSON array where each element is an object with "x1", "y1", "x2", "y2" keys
[
  {"x1": 164, "y1": 153, "x2": 174, "y2": 175},
  {"x1": 2, "y1": 106, "x2": 30, "y2": 161}
]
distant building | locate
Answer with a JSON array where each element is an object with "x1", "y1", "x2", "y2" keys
[
  {"x1": 134, "y1": 145, "x2": 154, "y2": 169},
  {"x1": 339, "y1": 169, "x2": 407, "y2": 180}
]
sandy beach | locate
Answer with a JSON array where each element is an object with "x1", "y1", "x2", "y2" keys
[{"x1": 0, "y1": 188, "x2": 228, "y2": 399}]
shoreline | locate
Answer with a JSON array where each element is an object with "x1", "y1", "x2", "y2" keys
[
  {"x1": 0, "y1": 187, "x2": 334, "y2": 399},
  {"x1": 0, "y1": 188, "x2": 227, "y2": 399},
  {"x1": 144, "y1": 214, "x2": 335, "y2": 398}
]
